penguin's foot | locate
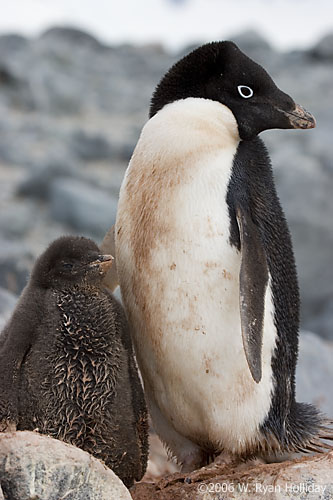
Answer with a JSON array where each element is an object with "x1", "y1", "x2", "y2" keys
[
  {"x1": 211, "y1": 451, "x2": 237, "y2": 467},
  {"x1": 180, "y1": 449, "x2": 210, "y2": 473},
  {"x1": 210, "y1": 451, "x2": 265, "y2": 470}
]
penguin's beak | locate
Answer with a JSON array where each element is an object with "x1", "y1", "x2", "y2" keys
[
  {"x1": 277, "y1": 104, "x2": 316, "y2": 129},
  {"x1": 89, "y1": 254, "x2": 114, "y2": 271}
]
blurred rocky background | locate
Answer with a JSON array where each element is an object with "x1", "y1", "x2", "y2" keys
[{"x1": 0, "y1": 26, "x2": 332, "y2": 481}]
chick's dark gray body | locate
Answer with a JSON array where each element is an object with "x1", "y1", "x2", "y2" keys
[{"x1": 0, "y1": 236, "x2": 148, "y2": 488}]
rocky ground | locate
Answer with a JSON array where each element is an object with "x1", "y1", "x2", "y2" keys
[
  {"x1": 0, "y1": 26, "x2": 332, "y2": 497},
  {"x1": 2, "y1": 431, "x2": 332, "y2": 500}
]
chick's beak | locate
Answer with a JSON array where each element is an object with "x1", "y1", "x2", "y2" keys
[
  {"x1": 89, "y1": 254, "x2": 114, "y2": 271},
  {"x1": 279, "y1": 103, "x2": 316, "y2": 129}
]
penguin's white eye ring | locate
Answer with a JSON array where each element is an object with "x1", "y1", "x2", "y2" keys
[{"x1": 238, "y1": 85, "x2": 254, "y2": 99}]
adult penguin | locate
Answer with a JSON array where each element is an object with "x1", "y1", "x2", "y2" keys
[{"x1": 115, "y1": 41, "x2": 332, "y2": 471}]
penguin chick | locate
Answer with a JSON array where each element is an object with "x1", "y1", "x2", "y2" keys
[
  {"x1": 115, "y1": 41, "x2": 332, "y2": 471},
  {"x1": 0, "y1": 236, "x2": 148, "y2": 487}
]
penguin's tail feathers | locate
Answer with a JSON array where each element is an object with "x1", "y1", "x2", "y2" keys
[
  {"x1": 260, "y1": 402, "x2": 333, "y2": 456},
  {"x1": 283, "y1": 402, "x2": 333, "y2": 454}
]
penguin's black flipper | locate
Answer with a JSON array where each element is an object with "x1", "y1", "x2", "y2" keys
[
  {"x1": 236, "y1": 207, "x2": 269, "y2": 383},
  {"x1": 0, "y1": 287, "x2": 42, "y2": 430}
]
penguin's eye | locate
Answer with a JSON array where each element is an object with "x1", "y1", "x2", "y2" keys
[{"x1": 238, "y1": 85, "x2": 254, "y2": 99}]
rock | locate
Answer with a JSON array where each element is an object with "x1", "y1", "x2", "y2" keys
[
  {"x1": 17, "y1": 156, "x2": 81, "y2": 199},
  {"x1": 0, "y1": 317, "x2": 7, "y2": 334},
  {"x1": 0, "y1": 34, "x2": 28, "y2": 54},
  {"x1": 0, "y1": 431, "x2": 131, "y2": 500},
  {"x1": 0, "y1": 118, "x2": 69, "y2": 167},
  {"x1": 0, "y1": 34, "x2": 34, "y2": 110},
  {"x1": 50, "y1": 178, "x2": 118, "y2": 237},
  {"x1": 0, "y1": 287, "x2": 17, "y2": 331},
  {"x1": 230, "y1": 30, "x2": 280, "y2": 70},
  {"x1": 271, "y1": 149, "x2": 333, "y2": 340},
  {"x1": 69, "y1": 130, "x2": 113, "y2": 161},
  {"x1": 305, "y1": 299, "x2": 333, "y2": 343},
  {"x1": 0, "y1": 287, "x2": 17, "y2": 314},
  {"x1": 296, "y1": 331, "x2": 333, "y2": 416},
  {"x1": 0, "y1": 63, "x2": 34, "y2": 111},
  {"x1": 232, "y1": 29, "x2": 272, "y2": 53},
  {"x1": 0, "y1": 241, "x2": 33, "y2": 294},
  {"x1": 0, "y1": 202, "x2": 37, "y2": 238},
  {"x1": 40, "y1": 26, "x2": 104, "y2": 50},
  {"x1": 132, "y1": 453, "x2": 333, "y2": 499},
  {"x1": 311, "y1": 32, "x2": 333, "y2": 60}
]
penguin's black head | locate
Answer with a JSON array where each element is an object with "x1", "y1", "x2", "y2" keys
[
  {"x1": 31, "y1": 236, "x2": 113, "y2": 288},
  {"x1": 150, "y1": 41, "x2": 315, "y2": 140}
]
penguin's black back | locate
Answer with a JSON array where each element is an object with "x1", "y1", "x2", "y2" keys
[{"x1": 227, "y1": 138, "x2": 326, "y2": 453}]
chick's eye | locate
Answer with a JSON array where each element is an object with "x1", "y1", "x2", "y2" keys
[
  {"x1": 238, "y1": 85, "x2": 254, "y2": 99},
  {"x1": 62, "y1": 262, "x2": 73, "y2": 269}
]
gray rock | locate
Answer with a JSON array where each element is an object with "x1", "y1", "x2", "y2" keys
[
  {"x1": 0, "y1": 241, "x2": 33, "y2": 295},
  {"x1": 17, "y1": 156, "x2": 81, "y2": 199},
  {"x1": 296, "y1": 331, "x2": 333, "y2": 417},
  {"x1": 0, "y1": 316, "x2": 7, "y2": 333},
  {"x1": 230, "y1": 30, "x2": 281, "y2": 71},
  {"x1": 0, "y1": 288, "x2": 17, "y2": 332},
  {"x1": 69, "y1": 130, "x2": 113, "y2": 161},
  {"x1": 40, "y1": 26, "x2": 104, "y2": 50},
  {"x1": 0, "y1": 431, "x2": 131, "y2": 500},
  {"x1": 271, "y1": 147, "x2": 333, "y2": 340},
  {"x1": 0, "y1": 119, "x2": 68, "y2": 167},
  {"x1": 0, "y1": 202, "x2": 37, "y2": 238},
  {"x1": 305, "y1": 298, "x2": 333, "y2": 341},
  {"x1": 311, "y1": 32, "x2": 333, "y2": 60},
  {"x1": 231, "y1": 29, "x2": 272, "y2": 54},
  {"x1": 0, "y1": 287, "x2": 17, "y2": 314},
  {"x1": 50, "y1": 178, "x2": 118, "y2": 238},
  {"x1": 0, "y1": 34, "x2": 28, "y2": 54},
  {"x1": 0, "y1": 64, "x2": 34, "y2": 111}
]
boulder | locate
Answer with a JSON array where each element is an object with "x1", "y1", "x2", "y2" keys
[
  {"x1": 0, "y1": 34, "x2": 28, "y2": 54},
  {"x1": 0, "y1": 202, "x2": 37, "y2": 238},
  {"x1": 69, "y1": 130, "x2": 113, "y2": 161},
  {"x1": 311, "y1": 32, "x2": 333, "y2": 60},
  {"x1": 0, "y1": 287, "x2": 17, "y2": 316},
  {"x1": 17, "y1": 156, "x2": 81, "y2": 199},
  {"x1": 0, "y1": 241, "x2": 33, "y2": 295},
  {"x1": 0, "y1": 431, "x2": 131, "y2": 500},
  {"x1": 296, "y1": 331, "x2": 333, "y2": 416},
  {"x1": 0, "y1": 287, "x2": 17, "y2": 332},
  {"x1": 39, "y1": 27, "x2": 104, "y2": 50},
  {"x1": 50, "y1": 178, "x2": 118, "y2": 237},
  {"x1": 271, "y1": 147, "x2": 333, "y2": 340}
]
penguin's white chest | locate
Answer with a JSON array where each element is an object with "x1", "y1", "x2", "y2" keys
[{"x1": 116, "y1": 99, "x2": 277, "y2": 453}]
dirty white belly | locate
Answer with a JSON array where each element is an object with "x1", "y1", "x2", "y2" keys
[{"x1": 116, "y1": 98, "x2": 277, "y2": 453}]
